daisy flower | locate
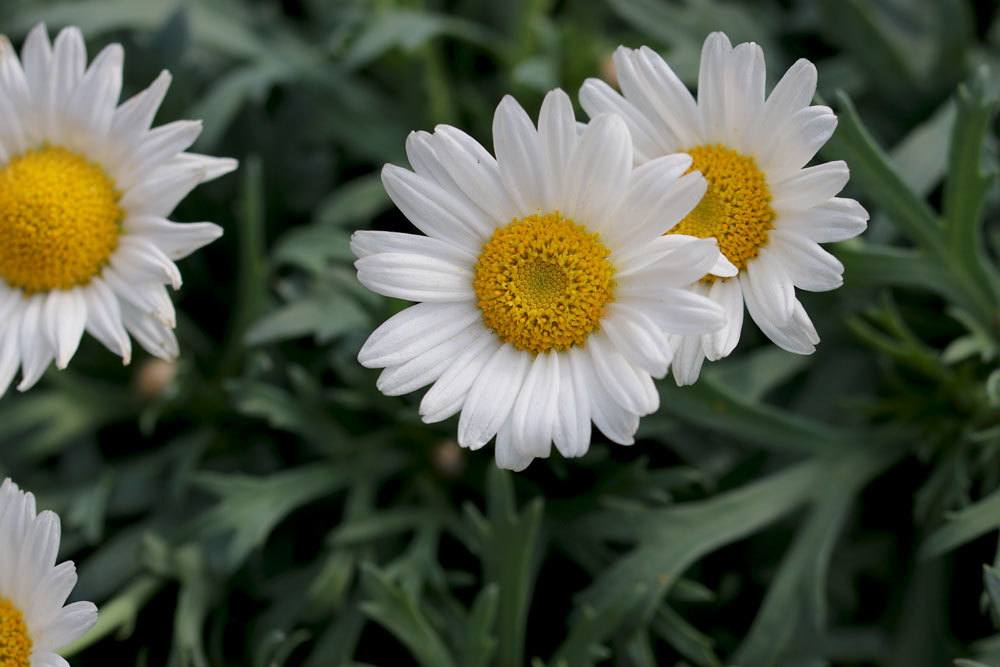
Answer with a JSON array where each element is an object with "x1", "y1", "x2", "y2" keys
[
  {"x1": 354, "y1": 89, "x2": 730, "y2": 470},
  {"x1": 580, "y1": 32, "x2": 869, "y2": 384},
  {"x1": 0, "y1": 478, "x2": 97, "y2": 666},
  {"x1": 0, "y1": 24, "x2": 237, "y2": 394}
]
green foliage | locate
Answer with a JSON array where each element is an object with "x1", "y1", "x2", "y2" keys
[{"x1": 0, "y1": 0, "x2": 998, "y2": 665}]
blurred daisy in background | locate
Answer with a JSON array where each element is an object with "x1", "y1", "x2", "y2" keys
[
  {"x1": 581, "y1": 32, "x2": 868, "y2": 384},
  {"x1": 0, "y1": 478, "x2": 97, "y2": 666},
  {"x1": 0, "y1": 24, "x2": 236, "y2": 394},
  {"x1": 354, "y1": 89, "x2": 730, "y2": 470}
]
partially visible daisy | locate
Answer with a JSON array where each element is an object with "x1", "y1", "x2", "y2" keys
[
  {"x1": 0, "y1": 24, "x2": 237, "y2": 395},
  {"x1": 581, "y1": 33, "x2": 868, "y2": 384},
  {"x1": 0, "y1": 478, "x2": 97, "y2": 666},
  {"x1": 354, "y1": 89, "x2": 729, "y2": 470}
]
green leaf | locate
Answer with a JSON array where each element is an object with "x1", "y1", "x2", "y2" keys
[
  {"x1": 943, "y1": 67, "x2": 1000, "y2": 297},
  {"x1": 890, "y1": 100, "x2": 955, "y2": 196},
  {"x1": 194, "y1": 465, "x2": 347, "y2": 570},
  {"x1": 837, "y1": 244, "x2": 957, "y2": 300},
  {"x1": 734, "y1": 490, "x2": 853, "y2": 666},
  {"x1": 245, "y1": 292, "x2": 367, "y2": 345},
  {"x1": 818, "y1": 0, "x2": 919, "y2": 100},
  {"x1": 342, "y1": 8, "x2": 496, "y2": 70},
  {"x1": 826, "y1": 92, "x2": 943, "y2": 256},
  {"x1": 551, "y1": 586, "x2": 648, "y2": 667},
  {"x1": 984, "y1": 565, "x2": 1000, "y2": 619},
  {"x1": 651, "y1": 606, "x2": 721, "y2": 667},
  {"x1": 656, "y1": 376, "x2": 846, "y2": 455},
  {"x1": 460, "y1": 585, "x2": 500, "y2": 667},
  {"x1": 360, "y1": 564, "x2": 457, "y2": 667},
  {"x1": 921, "y1": 487, "x2": 1000, "y2": 559},
  {"x1": 464, "y1": 469, "x2": 544, "y2": 667},
  {"x1": 315, "y1": 174, "x2": 391, "y2": 229}
]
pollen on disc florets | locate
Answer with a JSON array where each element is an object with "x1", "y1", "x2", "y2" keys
[
  {"x1": 0, "y1": 145, "x2": 124, "y2": 293},
  {"x1": 474, "y1": 211, "x2": 615, "y2": 354},
  {"x1": 0, "y1": 597, "x2": 32, "y2": 666},
  {"x1": 670, "y1": 143, "x2": 775, "y2": 279}
]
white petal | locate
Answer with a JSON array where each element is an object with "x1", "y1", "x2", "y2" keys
[
  {"x1": 553, "y1": 348, "x2": 591, "y2": 458},
  {"x1": 359, "y1": 302, "x2": 481, "y2": 368},
  {"x1": 82, "y1": 278, "x2": 132, "y2": 364},
  {"x1": 376, "y1": 324, "x2": 485, "y2": 396},
  {"x1": 742, "y1": 250, "x2": 794, "y2": 325},
  {"x1": 619, "y1": 284, "x2": 725, "y2": 335},
  {"x1": 120, "y1": 302, "x2": 178, "y2": 361},
  {"x1": 17, "y1": 295, "x2": 54, "y2": 391},
  {"x1": 578, "y1": 349, "x2": 640, "y2": 445},
  {"x1": 355, "y1": 252, "x2": 474, "y2": 302},
  {"x1": 759, "y1": 105, "x2": 837, "y2": 179},
  {"x1": 493, "y1": 95, "x2": 545, "y2": 213},
  {"x1": 112, "y1": 236, "x2": 183, "y2": 289},
  {"x1": 697, "y1": 32, "x2": 733, "y2": 142},
  {"x1": 432, "y1": 125, "x2": 520, "y2": 225},
  {"x1": 65, "y1": 43, "x2": 123, "y2": 149},
  {"x1": 615, "y1": 235, "x2": 722, "y2": 286},
  {"x1": 109, "y1": 70, "x2": 171, "y2": 147},
  {"x1": 769, "y1": 229, "x2": 844, "y2": 292},
  {"x1": 602, "y1": 302, "x2": 672, "y2": 378},
  {"x1": 751, "y1": 58, "x2": 817, "y2": 152},
  {"x1": 510, "y1": 351, "x2": 558, "y2": 458},
  {"x1": 634, "y1": 45, "x2": 702, "y2": 148},
  {"x1": 772, "y1": 160, "x2": 850, "y2": 212},
  {"x1": 119, "y1": 161, "x2": 205, "y2": 218},
  {"x1": 381, "y1": 164, "x2": 489, "y2": 251},
  {"x1": 102, "y1": 268, "x2": 175, "y2": 327},
  {"x1": 113, "y1": 120, "x2": 202, "y2": 190},
  {"x1": 743, "y1": 284, "x2": 818, "y2": 354},
  {"x1": 611, "y1": 46, "x2": 678, "y2": 151},
  {"x1": 350, "y1": 230, "x2": 475, "y2": 264},
  {"x1": 419, "y1": 332, "x2": 499, "y2": 423},
  {"x1": 777, "y1": 197, "x2": 868, "y2": 243},
  {"x1": 47, "y1": 27, "x2": 87, "y2": 143},
  {"x1": 563, "y1": 114, "x2": 633, "y2": 232},
  {"x1": 588, "y1": 332, "x2": 658, "y2": 416},
  {"x1": 32, "y1": 600, "x2": 97, "y2": 652},
  {"x1": 725, "y1": 41, "x2": 766, "y2": 151},
  {"x1": 704, "y1": 278, "x2": 744, "y2": 360},
  {"x1": 604, "y1": 155, "x2": 705, "y2": 249},
  {"x1": 494, "y1": 422, "x2": 535, "y2": 472},
  {"x1": 457, "y1": 344, "x2": 530, "y2": 449},
  {"x1": 579, "y1": 77, "x2": 665, "y2": 163},
  {"x1": 537, "y1": 88, "x2": 578, "y2": 210},
  {"x1": 125, "y1": 216, "x2": 223, "y2": 260},
  {"x1": 670, "y1": 333, "x2": 707, "y2": 386},
  {"x1": 43, "y1": 289, "x2": 86, "y2": 369}
]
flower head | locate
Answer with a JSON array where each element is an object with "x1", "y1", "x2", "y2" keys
[
  {"x1": 0, "y1": 478, "x2": 97, "y2": 665},
  {"x1": 581, "y1": 32, "x2": 868, "y2": 384},
  {"x1": 355, "y1": 90, "x2": 729, "y2": 469},
  {"x1": 0, "y1": 24, "x2": 237, "y2": 394}
]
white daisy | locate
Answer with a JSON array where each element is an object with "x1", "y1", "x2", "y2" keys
[
  {"x1": 354, "y1": 89, "x2": 730, "y2": 470},
  {"x1": 0, "y1": 24, "x2": 237, "y2": 394},
  {"x1": 580, "y1": 32, "x2": 869, "y2": 384},
  {"x1": 0, "y1": 478, "x2": 97, "y2": 666}
]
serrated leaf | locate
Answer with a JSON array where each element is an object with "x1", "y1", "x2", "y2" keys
[
  {"x1": 921, "y1": 487, "x2": 1000, "y2": 559},
  {"x1": 360, "y1": 564, "x2": 457, "y2": 667}
]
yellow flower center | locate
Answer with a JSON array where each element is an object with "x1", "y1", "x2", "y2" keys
[
  {"x1": 0, "y1": 146, "x2": 123, "y2": 293},
  {"x1": 0, "y1": 597, "x2": 32, "y2": 666},
  {"x1": 474, "y1": 211, "x2": 615, "y2": 354},
  {"x1": 669, "y1": 144, "x2": 774, "y2": 280}
]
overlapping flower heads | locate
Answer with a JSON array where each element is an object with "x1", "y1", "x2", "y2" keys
[{"x1": 355, "y1": 32, "x2": 864, "y2": 468}]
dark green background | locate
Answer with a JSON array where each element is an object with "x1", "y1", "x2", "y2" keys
[{"x1": 0, "y1": 1, "x2": 998, "y2": 665}]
